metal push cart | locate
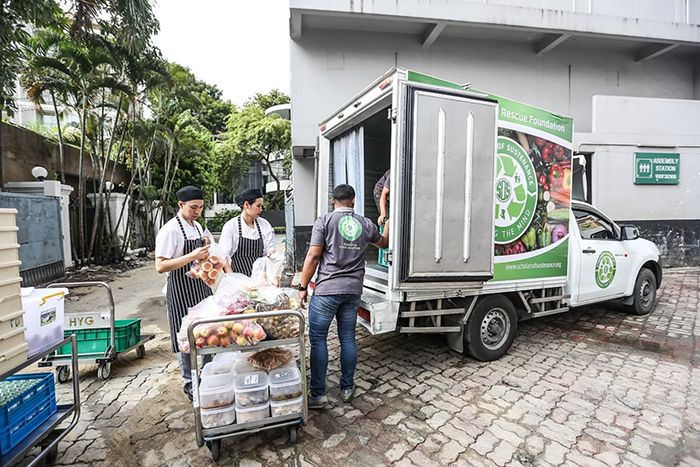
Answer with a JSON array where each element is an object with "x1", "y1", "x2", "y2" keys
[
  {"x1": 188, "y1": 309, "x2": 308, "y2": 462},
  {"x1": 38, "y1": 282, "x2": 155, "y2": 382},
  {"x1": 0, "y1": 335, "x2": 80, "y2": 467}
]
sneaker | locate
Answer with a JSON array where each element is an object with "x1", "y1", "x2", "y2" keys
[
  {"x1": 183, "y1": 382, "x2": 193, "y2": 402},
  {"x1": 307, "y1": 390, "x2": 328, "y2": 409},
  {"x1": 340, "y1": 387, "x2": 354, "y2": 403}
]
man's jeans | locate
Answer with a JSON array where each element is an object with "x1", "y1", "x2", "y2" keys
[{"x1": 308, "y1": 293, "x2": 362, "y2": 397}]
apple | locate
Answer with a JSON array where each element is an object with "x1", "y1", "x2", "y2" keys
[
  {"x1": 207, "y1": 335, "x2": 219, "y2": 347},
  {"x1": 229, "y1": 330, "x2": 237, "y2": 340},
  {"x1": 236, "y1": 335, "x2": 248, "y2": 346},
  {"x1": 242, "y1": 327, "x2": 253, "y2": 338},
  {"x1": 195, "y1": 337, "x2": 206, "y2": 349},
  {"x1": 193, "y1": 328, "x2": 202, "y2": 339},
  {"x1": 253, "y1": 328, "x2": 265, "y2": 341},
  {"x1": 200, "y1": 328, "x2": 210, "y2": 338},
  {"x1": 219, "y1": 336, "x2": 230, "y2": 348},
  {"x1": 224, "y1": 321, "x2": 234, "y2": 330},
  {"x1": 232, "y1": 323, "x2": 244, "y2": 334},
  {"x1": 217, "y1": 326, "x2": 228, "y2": 337}
]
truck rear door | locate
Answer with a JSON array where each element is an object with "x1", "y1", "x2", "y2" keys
[{"x1": 393, "y1": 82, "x2": 498, "y2": 284}]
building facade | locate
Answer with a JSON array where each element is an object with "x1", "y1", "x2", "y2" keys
[{"x1": 289, "y1": 0, "x2": 700, "y2": 268}]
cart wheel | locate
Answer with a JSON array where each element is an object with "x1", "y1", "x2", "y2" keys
[
  {"x1": 56, "y1": 366, "x2": 70, "y2": 384},
  {"x1": 208, "y1": 440, "x2": 221, "y2": 462},
  {"x1": 289, "y1": 425, "x2": 298, "y2": 444},
  {"x1": 98, "y1": 362, "x2": 111, "y2": 380},
  {"x1": 136, "y1": 345, "x2": 146, "y2": 359},
  {"x1": 41, "y1": 445, "x2": 58, "y2": 467}
]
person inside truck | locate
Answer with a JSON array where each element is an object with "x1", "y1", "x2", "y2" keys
[
  {"x1": 374, "y1": 169, "x2": 390, "y2": 226},
  {"x1": 298, "y1": 184, "x2": 390, "y2": 408}
]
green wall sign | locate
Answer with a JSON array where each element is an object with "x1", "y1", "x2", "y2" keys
[{"x1": 634, "y1": 153, "x2": 680, "y2": 185}]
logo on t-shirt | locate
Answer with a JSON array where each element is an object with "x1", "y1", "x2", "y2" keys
[{"x1": 338, "y1": 216, "x2": 362, "y2": 241}]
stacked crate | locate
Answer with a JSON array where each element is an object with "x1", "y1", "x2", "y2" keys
[{"x1": 0, "y1": 209, "x2": 27, "y2": 375}]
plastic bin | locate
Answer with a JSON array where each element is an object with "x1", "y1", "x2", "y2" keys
[
  {"x1": 202, "y1": 361, "x2": 234, "y2": 377},
  {"x1": 21, "y1": 288, "x2": 67, "y2": 358},
  {"x1": 201, "y1": 403, "x2": 236, "y2": 429},
  {"x1": 0, "y1": 373, "x2": 57, "y2": 455},
  {"x1": 200, "y1": 372, "x2": 235, "y2": 409},
  {"x1": 0, "y1": 245, "x2": 19, "y2": 265},
  {"x1": 235, "y1": 401, "x2": 270, "y2": 424},
  {"x1": 0, "y1": 310, "x2": 24, "y2": 340},
  {"x1": 56, "y1": 319, "x2": 140, "y2": 356},
  {"x1": 234, "y1": 371, "x2": 269, "y2": 408},
  {"x1": 0, "y1": 228, "x2": 18, "y2": 247},
  {"x1": 0, "y1": 294, "x2": 22, "y2": 319},
  {"x1": 0, "y1": 343, "x2": 28, "y2": 376},
  {"x1": 0, "y1": 210, "x2": 17, "y2": 229},
  {"x1": 233, "y1": 359, "x2": 258, "y2": 375},
  {"x1": 270, "y1": 396, "x2": 303, "y2": 417},
  {"x1": 0, "y1": 327, "x2": 27, "y2": 362},
  {"x1": 269, "y1": 367, "x2": 302, "y2": 402},
  {"x1": 0, "y1": 279, "x2": 22, "y2": 305}
]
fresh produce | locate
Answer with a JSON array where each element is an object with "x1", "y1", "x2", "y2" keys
[
  {"x1": 533, "y1": 136, "x2": 547, "y2": 148},
  {"x1": 522, "y1": 227, "x2": 537, "y2": 251},
  {"x1": 553, "y1": 144, "x2": 565, "y2": 161},
  {"x1": 178, "y1": 318, "x2": 266, "y2": 353},
  {"x1": 255, "y1": 314, "x2": 300, "y2": 340},
  {"x1": 548, "y1": 208, "x2": 570, "y2": 221},
  {"x1": 538, "y1": 229, "x2": 552, "y2": 248},
  {"x1": 551, "y1": 224, "x2": 568, "y2": 243}
]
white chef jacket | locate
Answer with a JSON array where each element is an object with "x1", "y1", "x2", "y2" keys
[{"x1": 219, "y1": 216, "x2": 276, "y2": 259}]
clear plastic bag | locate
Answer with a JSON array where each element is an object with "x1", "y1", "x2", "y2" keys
[
  {"x1": 246, "y1": 347, "x2": 294, "y2": 372},
  {"x1": 188, "y1": 232, "x2": 227, "y2": 288},
  {"x1": 251, "y1": 254, "x2": 285, "y2": 287}
]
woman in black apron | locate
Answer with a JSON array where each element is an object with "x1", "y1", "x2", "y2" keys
[
  {"x1": 220, "y1": 188, "x2": 276, "y2": 276},
  {"x1": 155, "y1": 185, "x2": 213, "y2": 401}
]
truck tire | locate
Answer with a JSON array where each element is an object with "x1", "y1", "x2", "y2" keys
[
  {"x1": 626, "y1": 268, "x2": 657, "y2": 316},
  {"x1": 464, "y1": 295, "x2": 517, "y2": 362}
]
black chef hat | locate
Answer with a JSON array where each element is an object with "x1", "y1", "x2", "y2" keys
[
  {"x1": 176, "y1": 185, "x2": 204, "y2": 202},
  {"x1": 235, "y1": 188, "x2": 263, "y2": 207}
]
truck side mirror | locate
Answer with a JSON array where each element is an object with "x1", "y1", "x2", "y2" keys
[{"x1": 620, "y1": 225, "x2": 639, "y2": 241}]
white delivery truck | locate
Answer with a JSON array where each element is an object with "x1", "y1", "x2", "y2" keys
[{"x1": 314, "y1": 68, "x2": 662, "y2": 361}]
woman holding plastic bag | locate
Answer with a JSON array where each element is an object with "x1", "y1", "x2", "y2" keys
[{"x1": 219, "y1": 188, "x2": 276, "y2": 277}]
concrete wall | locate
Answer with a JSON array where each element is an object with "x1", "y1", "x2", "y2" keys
[
  {"x1": 1, "y1": 122, "x2": 129, "y2": 198},
  {"x1": 291, "y1": 30, "x2": 694, "y2": 151}
]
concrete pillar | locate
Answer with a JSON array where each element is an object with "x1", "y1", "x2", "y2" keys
[
  {"x1": 694, "y1": 54, "x2": 700, "y2": 100},
  {"x1": 87, "y1": 193, "x2": 129, "y2": 241},
  {"x1": 5, "y1": 181, "x2": 73, "y2": 267}
]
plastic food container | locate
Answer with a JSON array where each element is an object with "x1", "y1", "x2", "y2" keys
[
  {"x1": 201, "y1": 403, "x2": 236, "y2": 429},
  {"x1": 269, "y1": 367, "x2": 302, "y2": 402},
  {"x1": 199, "y1": 372, "x2": 235, "y2": 409},
  {"x1": 234, "y1": 371, "x2": 269, "y2": 408},
  {"x1": 213, "y1": 351, "x2": 243, "y2": 366},
  {"x1": 236, "y1": 402, "x2": 270, "y2": 424},
  {"x1": 270, "y1": 396, "x2": 303, "y2": 417},
  {"x1": 233, "y1": 359, "x2": 258, "y2": 375},
  {"x1": 202, "y1": 361, "x2": 233, "y2": 377}
]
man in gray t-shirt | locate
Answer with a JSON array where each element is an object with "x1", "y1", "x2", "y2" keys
[
  {"x1": 373, "y1": 169, "x2": 391, "y2": 226},
  {"x1": 298, "y1": 184, "x2": 389, "y2": 408}
]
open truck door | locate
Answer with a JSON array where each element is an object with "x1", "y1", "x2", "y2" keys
[{"x1": 392, "y1": 83, "x2": 499, "y2": 286}]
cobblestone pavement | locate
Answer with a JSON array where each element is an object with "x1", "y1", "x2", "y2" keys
[{"x1": 20, "y1": 269, "x2": 700, "y2": 467}]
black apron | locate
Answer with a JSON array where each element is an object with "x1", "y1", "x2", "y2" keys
[
  {"x1": 230, "y1": 217, "x2": 265, "y2": 277},
  {"x1": 165, "y1": 216, "x2": 212, "y2": 353}
]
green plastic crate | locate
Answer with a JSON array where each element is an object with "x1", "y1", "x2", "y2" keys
[{"x1": 56, "y1": 319, "x2": 141, "y2": 356}]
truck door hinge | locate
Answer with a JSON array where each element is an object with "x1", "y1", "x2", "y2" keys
[
  {"x1": 384, "y1": 249, "x2": 393, "y2": 264},
  {"x1": 387, "y1": 108, "x2": 396, "y2": 123}
]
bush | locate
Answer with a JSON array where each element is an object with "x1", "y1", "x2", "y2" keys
[
  {"x1": 206, "y1": 208, "x2": 240, "y2": 233},
  {"x1": 274, "y1": 226, "x2": 285, "y2": 234}
]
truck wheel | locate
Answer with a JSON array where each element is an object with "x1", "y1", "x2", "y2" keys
[
  {"x1": 464, "y1": 295, "x2": 517, "y2": 362},
  {"x1": 626, "y1": 268, "x2": 657, "y2": 316}
]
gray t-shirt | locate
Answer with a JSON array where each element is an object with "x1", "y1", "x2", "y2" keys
[
  {"x1": 373, "y1": 170, "x2": 391, "y2": 201},
  {"x1": 310, "y1": 207, "x2": 381, "y2": 295}
]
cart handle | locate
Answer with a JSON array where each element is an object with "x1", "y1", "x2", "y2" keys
[
  {"x1": 39, "y1": 291, "x2": 65, "y2": 306},
  {"x1": 48, "y1": 282, "x2": 117, "y2": 355}
]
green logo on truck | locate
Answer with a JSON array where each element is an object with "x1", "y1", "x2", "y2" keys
[
  {"x1": 339, "y1": 216, "x2": 362, "y2": 241},
  {"x1": 494, "y1": 137, "x2": 538, "y2": 244},
  {"x1": 595, "y1": 251, "x2": 617, "y2": 288}
]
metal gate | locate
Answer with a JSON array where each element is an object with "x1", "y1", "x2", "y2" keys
[{"x1": 0, "y1": 193, "x2": 65, "y2": 286}]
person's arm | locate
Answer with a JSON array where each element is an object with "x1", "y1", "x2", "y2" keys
[
  {"x1": 298, "y1": 245, "x2": 323, "y2": 306},
  {"x1": 156, "y1": 245, "x2": 210, "y2": 273},
  {"x1": 261, "y1": 219, "x2": 277, "y2": 256},
  {"x1": 219, "y1": 219, "x2": 238, "y2": 270},
  {"x1": 372, "y1": 218, "x2": 390, "y2": 250},
  {"x1": 378, "y1": 187, "x2": 390, "y2": 226}
]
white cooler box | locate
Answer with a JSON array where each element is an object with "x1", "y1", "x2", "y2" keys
[{"x1": 20, "y1": 288, "x2": 68, "y2": 358}]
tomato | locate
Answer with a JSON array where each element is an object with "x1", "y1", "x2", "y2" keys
[
  {"x1": 553, "y1": 145, "x2": 565, "y2": 161},
  {"x1": 541, "y1": 145, "x2": 553, "y2": 162},
  {"x1": 534, "y1": 137, "x2": 547, "y2": 148},
  {"x1": 538, "y1": 174, "x2": 547, "y2": 186}
]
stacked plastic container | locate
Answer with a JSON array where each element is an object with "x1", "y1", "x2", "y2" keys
[
  {"x1": 0, "y1": 209, "x2": 27, "y2": 376},
  {"x1": 269, "y1": 367, "x2": 303, "y2": 417},
  {"x1": 234, "y1": 371, "x2": 270, "y2": 423},
  {"x1": 199, "y1": 362, "x2": 236, "y2": 429}
]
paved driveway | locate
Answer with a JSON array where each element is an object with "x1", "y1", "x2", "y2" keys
[{"x1": 23, "y1": 268, "x2": 699, "y2": 467}]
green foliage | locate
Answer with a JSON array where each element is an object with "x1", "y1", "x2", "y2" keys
[
  {"x1": 206, "y1": 208, "x2": 241, "y2": 233},
  {"x1": 245, "y1": 89, "x2": 289, "y2": 111},
  {"x1": 273, "y1": 226, "x2": 285, "y2": 235},
  {"x1": 264, "y1": 192, "x2": 285, "y2": 211},
  {"x1": 0, "y1": 0, "x2": 62, "y2": 113}
]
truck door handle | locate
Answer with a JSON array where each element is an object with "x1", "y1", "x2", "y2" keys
[{"x1": 582, "y1": 248, "x2": 596, "y2": 254}]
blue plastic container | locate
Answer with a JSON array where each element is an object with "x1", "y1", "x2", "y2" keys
[
  {"x1": 0, "y1": 373, "x2": 57, "y2": 454},
  {"x1": 378, "y1": 223, "x2": 390, "y2": 267}
]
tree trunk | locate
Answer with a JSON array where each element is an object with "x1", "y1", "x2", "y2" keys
[
  {"x1": 50, "y1": 90, "x2": 65, "y2": 184},
  {"x1": 78, "y1": 94, "x2": 88, "y2": 266},
  {"x1": 0, "y1": 120, "x2": 3, "y2": 190}
]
